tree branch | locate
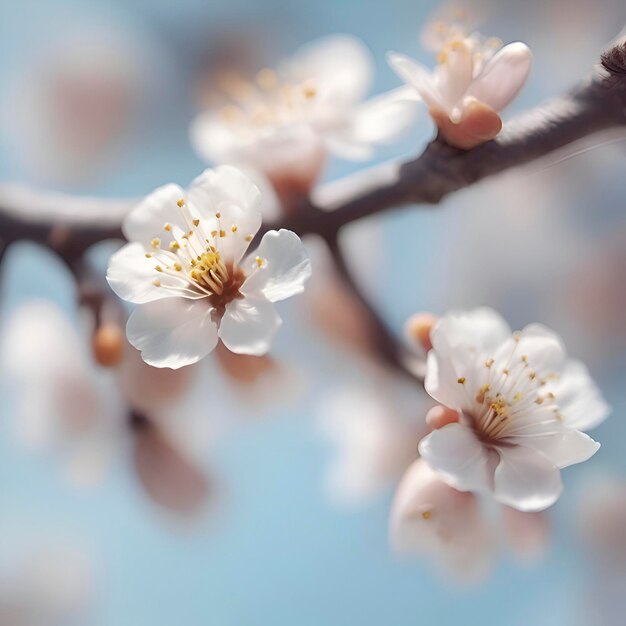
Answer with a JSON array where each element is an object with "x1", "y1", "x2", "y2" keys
[{"x1": 1, "y1": 44, "x2": 625, "y2": 254}]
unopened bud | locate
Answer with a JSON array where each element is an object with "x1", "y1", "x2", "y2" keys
[
  {"x1": 92, "y1": 323, "x2": 124, "y2": 367},
  {"x1": 430, "y1": 99, "x2": 502, "y2": 150},
  {"x1": 405, "y1": 312, "x2": 438, "y2": 352}
]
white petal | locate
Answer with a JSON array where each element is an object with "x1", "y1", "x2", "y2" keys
[
  {"x1": 418, "y1": 423, "x2": 490, "y2": 493},
  {"x1": 493, "y1": 445, "x2": 562, "y2": 512},
  {"x1": 424, "y1": 350, "x2": 468, "y2": 411},
  {"x1": 548, "y1": 360, "x2": 610, "y2": 431},
  {"x1": 386, "y1": 52, "x2": 442, "y2": 109},
  {"x1": 241, "y1": 229, "x2": 311, "y2": 302},
  {"x1": 186, "y1": 166, "x2": 263, "y2": 264},
  {"x1": 126, "y1": 299, "x2": 218, "y2": 369},
  {"x1": 189, "y1": 111, "x2": 242, "y2": 164},
  {"x1": 288, "y1": 34, "x2": 374, "y2": 106},
  {"x1": 390, "y1": 459, "x2": 492, "y2": 580},
  {"x1": 431, "y1": 307, "x2": 511, "y2": 356},
  {"x1": 218, "y1": 294, "x2": 282, "y2": 356},
  {"x1": 494, "y1": 323, "x2": 566, "y2": 376},
  {"x1": 187, "y1": 165, "x2": 262, "y2": 217},
  {"x1": 123, "y1": 183, "x2": 185, "y2": 246},
  {"x1": 107, "y1": 242, "x2": 193, "y2": 304},
  {"x1": 434, "y1": 41, "x2": 474, "y2": 113},
  {"x1": 465, "y1": 42, "x2": 532, "y2": 112},
  {"x1": 323, "y1": 87, "x2": 419, "y2": 159},
  {"x1": 516, "y1": 429, "x2": 600, "y2": 469}
]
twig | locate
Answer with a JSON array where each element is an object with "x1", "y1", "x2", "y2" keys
[{"x1": 0, "y1": 42, "x2": 624, "y2": 384}]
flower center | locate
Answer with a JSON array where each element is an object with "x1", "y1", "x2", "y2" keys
[
  {"x1": 456, "y1": 336, "x2": 563, "y2": 443},
  {"x1": 216, "y1": 68, "x2": 318, "y2": 131},
  {"x1": 432, "y1": 22, "x2": 502, "y2": 74},
  {"x1": 190, "y1": 250, "x2": 229, "y2": 294},
  {"x1": 147, "y1": 198, "x2": 259, "y2": 311}
]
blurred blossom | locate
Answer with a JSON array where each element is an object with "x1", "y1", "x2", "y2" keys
[
  {"x1": 0, "y1": 544, "x2": 93, "y2": 626},
  {"x1": 388, "y1": 24, "x2": 531, "y2": 148},
  {"x1": 502, "y1": 506, "x2": 549, "y2": 563},
  {"x1": 190, "y1": 34, "x2": 418, "y2": 204},
  {"x1": 318, "y1": 377, "x2": 428, "y2": 507},
  {"x1": 565, "y1": 232, "x2": 626, "y2": 351},
  {"x1": 391, "y1": 458, "x2": 551, "y2": 581},
  {"x1": 578, "y1": 476, "x2": 626, "y2": 571},
  {"x1": 418, "y1": 307, "x2": 609, "y2": 512},
  {"x1": 1, "y1": 300, "x2": 126, "y2": 485},
  {"x1": 213, "y1": 343, "x2": 306, "y2": 410},
  {"x1": 3, "y1": 27, "x2": 148, "y2": 186},
  {"x1": 107, "y1": 166, "x2": 311, "y2": 368},
  {"x1": 390, "y1": 458, "x2": 492, "y2": 581},
  {"x1": 576, "y1": 476, "x2": 626, "y2": 626},
  {"x1": 0, "y1": 299, "x2": 213, "y2": 516}
]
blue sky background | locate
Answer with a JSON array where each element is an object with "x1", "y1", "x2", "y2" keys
[{"x1": 1, "y1": 0, "x2": 626, "y2": 624}]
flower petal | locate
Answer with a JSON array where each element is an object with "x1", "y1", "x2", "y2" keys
[
  {"x1": 107, "y1": 242, "x2": 195, "y2": 304},
  {"x1": 218, "y1": 294, "x2": 282, "y2": 356},
  {"x1": 494, "y1": 323, "x2": 566, "y2": 377},
  {"x1": 189, "y1": 111, "x2": 242, "y2": 164},
  {"x1": 424, "y1": 350, "x2": 469, "y2": 411},
  {"x1": 515, "y1": 429, "x2": 600, "y2": 469},
  {"x1": 548, "y1": 360, "x2": 610, "y2": 431},
  {"x1": 288, "y1": 34, "x2": 374, "y2": 106},
  {"x1": 434, "y1": 41, "x2": 474, "y2": 113},
  {"x1": 123, "y1": 183, "x2": 185, "y2": 247},
  {"x1": 323, "y1": 87, "x2": 420, "y2": 160},
  {"x1": 390, "y1": 459, "x2": 488, "y2": 580},
  {"x1": 386, "y1": 52, "x2": 442, "y2": 109},
  {"x1": 187, "y1": 165, "x2": 262, "y2": 217},
  {"x1": 186, "y1": 166, "x2": 263, "y2": 264},
  {"x1": 127, "y1": 299, "x2": 218, "y2": 369},
  {"x1": 465, "y1": 42, "x2": 532, "y2": 112},
  {"x1": 493, "y1": 445, "x2": 562, "y2": 512},
  {"x1": 418, "y1": 423, "x2": 490, "y2": 493},
  {"x1": 431, "y1": 307, "x2": 511, "y2": 356},
  {"x1": 241, "y1": 229, "x2": 311, "y2": 302}
]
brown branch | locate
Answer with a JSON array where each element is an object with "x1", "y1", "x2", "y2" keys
[
  {"x1": 1, "y1": 44, "x2": 625, "y2": 254},
  {"x1": 267, "y1": 53, "x2": 626, "y2": 237},
  {"x1": 0, "y1": 42, "x2": 624, "y2": 384}
]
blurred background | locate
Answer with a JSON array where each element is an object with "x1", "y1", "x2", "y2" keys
[{"x1": 1, "y1": 0, "x2": 626, "y2": 624}]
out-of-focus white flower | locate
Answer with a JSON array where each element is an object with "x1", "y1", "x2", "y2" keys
[
  {"x1": 190, "y1": 35, "x2": 417, "y2": 196},
  {"x1": 1, "y1": 300, "x2": 212, "y2": 515},
  {"x1": 0, "y1": 545, "x2": 93, "y2": 626},
  {"x1": 418, "y1": 308, "x2": 609, "y2": 512},
  {"x1": 578, "y1": 476, "x2": 626, "y2": 571},
  {"x1": 390, "y1": 458, "x2": 492, "y2": 581},
  {"x1": 388, "y1": 24, "x2": 531, "y2": 146},
  {"x1": 4, "y1": 28, "x2": 146, "y2": 185},
  {"x1": 1, "y1": 301, "x2": 126, "y2": 485},
  {"x1": 106, "y1": 166, "x2": 311, "y2": 369},
  {"x1": 318, "y1": 384, "x2": 427, "y2": 506}
]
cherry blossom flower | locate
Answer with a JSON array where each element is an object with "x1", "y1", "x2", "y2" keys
[
  {"x1": 318, "y1": 381, "x2": 427, "y2": 507},
  {"x1": 418, "y1": 308, "x2": 609, "y2": 512},
  {"x1": 190, "y1": 35, "x2": 417, "y2": 198},
  {"x1": 388, "y1": 24, "x2": 531, "y2": 148},
  {"x1": 390, "y1": 458, "x2": 492, "y2": 581},
  {"x1": 1, "y1": 300, "x2": 213, "y2": 516},
  {"x1": 106, "y1": 166, "x2": 311, "y2": 369},
  {"x1": 0, "y1": 544, "x2": 93, "y2": 626}
]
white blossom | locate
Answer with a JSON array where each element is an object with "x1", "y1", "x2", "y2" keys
[
  {"x1": 190, "y1": 35, "x2": 417, "y2": 189},
  {"x1": 318, "y1": 384, "x2": 427, "y2": 506},
  {"x1": 390, "y1": 458, "x2": 492, "y2": 581},
  {"x1": 418, "y1": 308, "x2": 609, "y2": 512},
  {"x1": 0, "y1": 300, "x2": 210, "y2": 511},
  {"x1": 106, "y1": 166, "x2": 311, "y2": 369},
  {"x1": 388, "y1": 24, "x2": 531, "y2": 123}
]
